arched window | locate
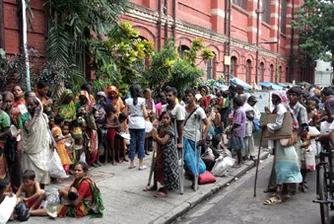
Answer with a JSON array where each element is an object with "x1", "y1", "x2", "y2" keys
[
  {"x1": 281, "y1": 0, "x2": 287, "y2": 34},
  {"x1": 207, "y1": 53, "x2": 216, "y2": 80},
  {"x1": 232, "y1": 0, "x2": 247, "y2": 10},
  {"x1": 246, "y1": 59, "x2": 252, "y2": 84},
  {"x1": 260, "y1": 62, "x2": 265, "y2": 82},
  {"x1": 178, "y1": 45, "x2": 190, "y2": 59},
  {"x1": 262, "y1": 0, "x2": 271, "y2": 24},
  {"x1": 278, "y1": 66, "x2": 282, "y2": 82},
  {"x1": 231, "y1": 56, "x2": 237, "y2": 78},
  {"x1": 270, "y1": 64, "x2": 274, "y2": 82}
]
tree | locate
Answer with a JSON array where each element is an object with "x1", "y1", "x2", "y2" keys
[
  {"x1": 88, "y1": 22, "x2": 154, "y2": 96},
  {"x1": 143, "y1": 38, "x2": 214, "y2": 93},
  {"x1": 43, "y1": 0, "x2": 129, "y2": 95},
  {"x1": 292, "y1": 0, "x2": 334, "y2": 70}
]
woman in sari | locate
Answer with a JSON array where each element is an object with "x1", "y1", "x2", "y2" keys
[
  {"x1": 1, "y1": 92, "x2": 21, "y2": 192},
  {"x1": 35, "y1": 81, "x2": 53, "y2": 116},
  {"x1": 55, "y1": 89, "x2": 76, "y2": 121},
  {"x1": 0, "y1": 94, "x2": 11, "y2": 181},
  {"x1": 31, "y1": 162, "x2": 104, "y2": 218},
  {"x1": 76, "y1": 91, "x2": 99, "y2": 167},
  {"x1": 262, "y1": 91, "x2": 302, "y2": 205},
  {"x1": 22, "y1": 97, "x2": 52, "y2": 187},
  {"x1": 199, "y1": 86, "x2": 211, "y2": 110},
  {"x1": 105, "y1": 86, "x2": 125, "y2": 114}
]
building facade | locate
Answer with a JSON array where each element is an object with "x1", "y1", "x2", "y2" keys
[{"x1": 0, "y1": 0, "x2": 313, "y2": 84}]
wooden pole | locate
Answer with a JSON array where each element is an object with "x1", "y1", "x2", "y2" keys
[{"x1": 254, "y1": 129, "x2": 264, "y2": 197}]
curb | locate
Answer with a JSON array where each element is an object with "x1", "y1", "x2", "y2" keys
[{"x1": 152, "y1": 151, "x2": 271, "y2": 224}]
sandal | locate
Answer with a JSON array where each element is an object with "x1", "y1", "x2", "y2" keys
[
  {"x1": 128, "y1": 165, "x2": 136, "y2": 169},
  {"x1": 139, "y1": 166, "x2": 148, "y2": 171},
  {"x1": 263, "y1": 196, "x2": 282, "y2": 205},
  {"x1": 143, "y1": 186, "x2": 157, "y2": 192},
  {"x1": 154, "y1": 192, "x2": 168, "y2": 198}
]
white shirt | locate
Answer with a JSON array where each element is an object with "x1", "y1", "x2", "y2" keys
[
  {"x1": 161, "y1": 103, "x2": 185, "y2": 121},
  {"x1": 183, "y1": 106, "x2": 206, "y2": 141},
  {"x1": 126, "y1": 97, "x2": 146, "y2": 129}
]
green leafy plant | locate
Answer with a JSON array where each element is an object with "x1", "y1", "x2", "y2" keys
[
  {"x1": 143, "y1": 38, "x2": 210, "y2": 93},
  {"x1": 44, "y1": 0, "x2": 129, "y2": 96},
  {"x1": 89, "y1": 22, "x2": 154, "y2": 96},
  {"x1": 0, "y1": 48, "x2": 40, "y2": 91}
]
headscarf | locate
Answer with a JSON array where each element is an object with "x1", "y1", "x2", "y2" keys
[
  {"x1": 272, "y1": 91, "x2": 288, "y2": 105},
  {"x1": 106, "y1": 86, "x2": 119, "y2": 97},
  {"x1": 105, "y1": 86, "x2": 124, "y2": 113},
  {"x1": 54, "y1": 89, "x2": 73, "y2": 109},
  {"x1": 96, "y1": 91, "x2": 107, "y2": 99},
  {"x1": 272, "y1": 91, "x2": 299, "y2": 131},
  {"x1": 55, "y1": 89, "x2": 76, "y2": 121},
  {"x1": 77, "y1": 90, "x2": 93, "y2": 112}
]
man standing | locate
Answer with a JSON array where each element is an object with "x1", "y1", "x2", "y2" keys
[
  {"x1": 287, "y1": 86, "x2": 308, "y2": 192},
  {"x1": 162, "y1": 86, "x2": 185, "y2": 149},
  {"x1": 183, "y1": 87, "x2": 211, "y2": 187}
]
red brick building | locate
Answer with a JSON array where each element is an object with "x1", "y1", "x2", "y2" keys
[{"x1": 0, "y1": 0, "x2": 312, "y2": 84}]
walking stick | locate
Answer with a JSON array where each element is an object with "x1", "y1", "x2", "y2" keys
[
  {"x1": 193, "y1": 115, "x2": 202, "y2": 191},
  {"x1": 147, "y1": 146, "x2": 156, "y2": 186},
  {"x1": 253, "y1": 129, "x2": 264, "y2": 197}
]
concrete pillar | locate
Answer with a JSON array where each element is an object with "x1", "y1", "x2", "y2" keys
[
  {"x1": 247, "y1": 0, "x2": 260, "y2": 44},
  {"x1": 269, "y1": 0, "x2": 279, "y2": 52},
  {"x1": 211, "y1": 0, "x2": 225, "y2": 34}
]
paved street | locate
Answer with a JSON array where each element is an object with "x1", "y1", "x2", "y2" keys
[
  {"x1": 175, "y1": 158, "x2": 322, "y2": 224},
  {"x1": 22, "y1": 149, "x2": 269, "y2": 224}
]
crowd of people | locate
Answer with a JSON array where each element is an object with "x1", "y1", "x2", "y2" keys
[{"x1": 0, "y1": 79, "x2": 332, "y2": 221}]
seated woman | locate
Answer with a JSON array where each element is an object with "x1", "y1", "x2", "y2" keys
[{"x1": 30, "y1": 162, "x2": 104, "y2": 218}]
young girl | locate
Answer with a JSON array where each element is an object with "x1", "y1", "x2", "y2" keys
[
  {"x1": 62, "y1": 122, "x2": 75, "y2": 164},
  {"x1": 104, "y1": 104, "x2": 120, "y2": 164},
  {"x1": 117, "y1": 112, "x2": 129, "y2": 162},
  {"x1": 52, "y1": 115, "x2": 72, "y2": 175},
  {"x1": 150, "y1": 112, "x2": 179, "y2": 198},
  {"x1": 70, "y1": 117, "x2": 84, "y2": 164}
]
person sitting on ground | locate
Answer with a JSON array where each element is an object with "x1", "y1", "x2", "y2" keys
[
  {"x1": 0, "y1": 177, "x2": 16, "y2": 223},
  {"x1": 16, "y1": 170, "x2": 46, "y2": 212},
  {"x1": 31, "y1": 162, "x2": 104, "y2": 218}
]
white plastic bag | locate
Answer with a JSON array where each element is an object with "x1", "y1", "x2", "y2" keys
[
  {"x1": 211, "y1": 156, "x2": 235, "y2": 177},
  {"x1": 305, "y1": 150, "x2": 316, "y2": 171},
  {"x1": 79, "y1": 152, "x2": 87, "y2": 164},
  {"x1": 0, "y1": 194, "x2": 16, "y2": 224},
  {"x1": 48, "y1": 150, "x2": 68, "y2": 179}
]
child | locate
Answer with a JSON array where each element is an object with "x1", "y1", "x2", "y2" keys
[
  {"x1": 62, "y1": 121, "x2": 75, "y2": 165},
  {"x1": 150, "y1": 111, "x2": 179, "y2": 197},
  {"x1": 227, "y1": 96, "x2": 246, "y2": 168},
  {"x1": 52, "y1": 115, "x2": 72, "y2": 174},
  {"x1": 104, "y1": 104, "x2": 121, "y2": 164},
  {"x1": 117, "y1": 112, "x2": 129, "y2": 162},
  {"x1": 16, "y1": 170, "x2": 45, "y2": 211},
  {"x1": 0, "y1": 177, "x2": 16, "y2": 222},
  {"x1": 71, "y1": 117, "x2": 84, "y2": 164},
  {"x1": 306, "y1": 99, "x2": 318, "y2": 127}
]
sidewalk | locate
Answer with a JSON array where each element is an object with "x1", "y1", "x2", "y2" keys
[{"x1": 24, "y1": 149, "x2": 271, "y2": 224}]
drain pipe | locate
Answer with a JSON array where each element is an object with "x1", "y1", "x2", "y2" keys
[
  {"x1": 0, "y1": 0, "x2": 4, "y2": 50},
  {"x1": 21, "y1": 0, "x2": 31, "y2": 91},
  {"x1": 158, "y1": 0, "x2": 162, "y2": 51},
  {"x1": 164, "y1": 0, "x2": 168, "y2": 45},
  {"x1": 172, "y1": 0, "x2": 176, "y2": 40},
  {"x1": 289, "y1": 0, "x2": 295, "y2": 83}
]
